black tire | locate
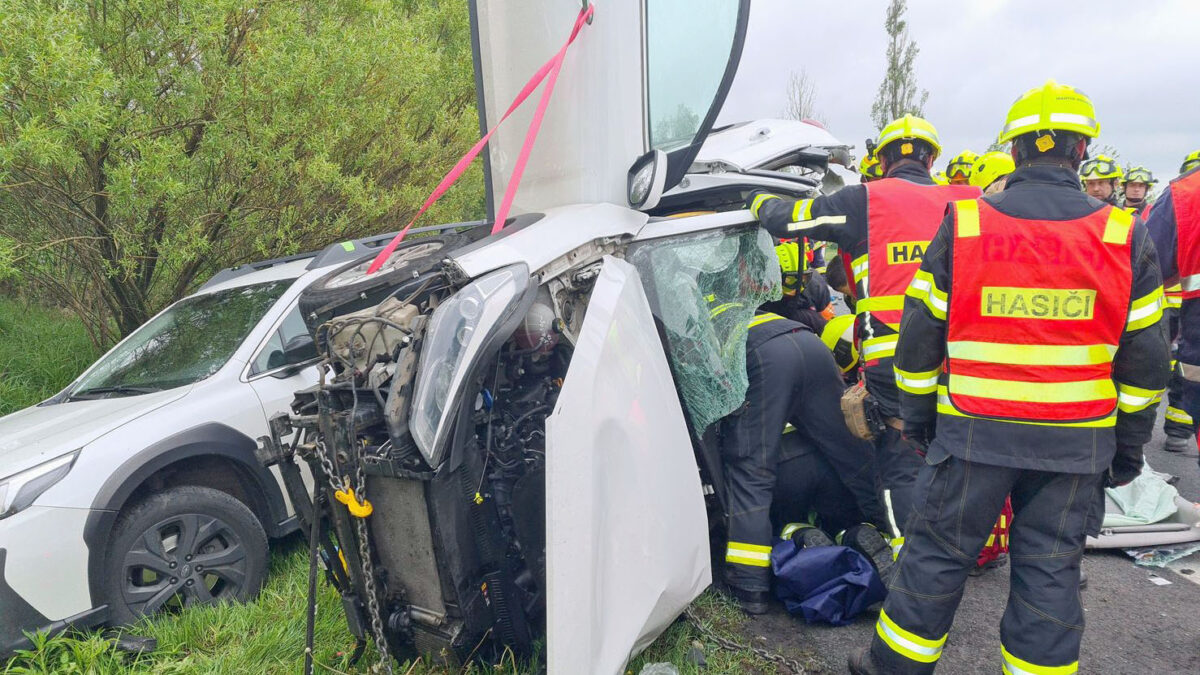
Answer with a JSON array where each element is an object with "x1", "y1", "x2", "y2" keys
[
  {"x1": 101, "y1": 486, "x2": 268, "y2": 625},
  {"x1": 298, "y1": 234, "x2": 466, "y2": 330}
]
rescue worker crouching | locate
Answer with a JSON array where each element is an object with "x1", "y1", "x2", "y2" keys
[
  {"x1": 717, "y1": 261, "x2": 891, "y2": 616},
  {"x1": 849, "y1": 79, "x2": 1170, "y2": 675},
  {"x1": 746, "y1": 115, "x2": 980, "y2": 544},
  {"x1": 1145, "y1": 156, "x2": 1200, "y2": 460}
]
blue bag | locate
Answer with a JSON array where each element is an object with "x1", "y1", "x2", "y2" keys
[{"x1": 770, "y1": 540, "x2": 886, "y2": 626}]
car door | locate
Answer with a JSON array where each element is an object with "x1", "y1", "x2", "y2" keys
[
  {"x1": 545, "y1": 256, "x2": 710, "y2": 675},
  {"x1": 245, "y1": 304, "x2": 322, "y2": 505}
]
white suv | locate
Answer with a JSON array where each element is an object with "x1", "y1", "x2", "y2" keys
[{"x1": 0, "y1": 234, "x2": 429, "y2": 653}]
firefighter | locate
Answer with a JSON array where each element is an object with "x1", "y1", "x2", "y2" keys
[
  {"x1": 1145, "y1": 159, "x2": 1200, "y2": 460},
  {"x1": 849, "y1": 80, "x2": 1170, "y2": 675},
  {"x1": 945, "y1": 150, "x2": 978, "y2": 185},
  {"x1": 860, "y1": 154, "x2": 884, "y2": 183},
  {"x1": 761, "y1": 240, "x2": 834, "y2": 333},
  {"x1": 746, "y1": 115, "x2": 980, "y2": 544},
  {"x1": 969, "y1": 151, "x2": 1015, "y2": 195},
  {"x1": 1180, "y1": 149, "x2": 1200, "y2": 176},
  {"x1": 719, "y1": 307, "x2": 889, "y2": 615},
  {"x1": 1121, "y1": 166, "x2": 1156, "y2": 215},
  {"x1": 1079, "y1": 154, "x2": 1123, "y2": 204}
]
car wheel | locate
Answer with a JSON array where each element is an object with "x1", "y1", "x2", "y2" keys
[
  {"x1": 299, "y1": 233, "x2": 467, "y2": 330},
  {"x1": 102, "y1": 486, "x2": 268, "y2": 624}
]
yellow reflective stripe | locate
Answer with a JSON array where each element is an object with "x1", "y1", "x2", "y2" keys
[
  {"x1": 748, "y1": 312, "x2": 785, "y2": 328},
  {"x1": 852, "y1": 254, "x2": 869, "y2": 278},
  {"x1": 895, "y1": 367, "x2": 941, "y2": 395},
  {"x1": 875, "y1": 610, "x2": 946, "y2": 664},
  {"x1": 726, "y1": 542, "x2": 772, "y2": 567},
  {"x1": 947, "y1": 341, "x2": 1117, "y2": 366},
  {"x1": 1126, "y1": 286, "x2": 1164, "y2": 331},
  {"x1": 787, "y1": 214, "x2": 847, "y2": 231},
  {"x1": 1166, "y1": 293, "x2": 1183, "y2": 309},
  {"x1": 906, "y1": 269, "x2": 948, "y2": 320},
  {"x1": 1102, "y1": 207, "x2": 1134, "y2": 245},
  {"x1": 862, "y1": 334, "x2": 899, "y2": 360},
  {"x1": 954, "y1": 200, "x2": 980, "y2": 238},
  {"x1": 1166, "y1": 407, "x2": 1194, "y2": 425},
  {"x1": 936, "y1": 387, "x2": 1117, "y2": 428},
  {"x1": 986, "y1": 535, "x2": 996, "y2": 547},
  {"x1": 1116, "y1": 383, "x2": 1163, "y2": 413},
  {"x1": 890, "y1": 537, "x2": 904, "y2": 559},
  {"x1": 709, "y1": 302, "x2": 743, "y2": 318},
  {"x1": 749, "y1": 193, "x2": 780, "y2": 219},
  {"x1": 1001, "y1": 645, "x2": 1078, "y2": 675},
  {"x1": 791, "y1": 199, "x2": 814, "y2": 222},
  {"x1": 951, "y1": 374, "x2": 1116, "y2": 404},
  {"x1": 780, "y1": 522, "x2": 809, "y2": 539},
  {"x1": 856, "y1": 295, "x2": 906, "y2": 313}
]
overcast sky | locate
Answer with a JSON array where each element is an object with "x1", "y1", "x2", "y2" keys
[{"x1": 720, "y1": 0, "x2": 1200, "y2": 186}]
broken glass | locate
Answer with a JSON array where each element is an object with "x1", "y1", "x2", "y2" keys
[{"x1": 628, "y1": 226, "x2": 781, "y2": 433}]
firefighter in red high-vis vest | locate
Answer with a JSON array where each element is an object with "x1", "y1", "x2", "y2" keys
[
  {"x1": 1146, "y1": 159, "x2": 1200, "y2": 459},
  {"x1": 747, "y1": 115, "x2": 980, "y2": 545},
  {"x1": 849, "y1": 80, "x2": 1170, "y2": 675}
]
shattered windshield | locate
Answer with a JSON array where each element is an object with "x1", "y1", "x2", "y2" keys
[{"x1": 628, "y1": 227, "x2": 781, "y2": 432}]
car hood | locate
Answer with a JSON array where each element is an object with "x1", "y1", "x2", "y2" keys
[
  {"x1": 0, "y1": 388, "x2": 189, "y2": 478},
  {"x1": 693, "y1": 118, "x2": 847, "y2": 172}
]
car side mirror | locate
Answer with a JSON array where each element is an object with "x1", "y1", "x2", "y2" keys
[
  {"x1": 270, "y1": 334, "x2": 317, "y2": 378},
  {"x1": 628, "y1": 149, "x2": 668, "y2": 211}
]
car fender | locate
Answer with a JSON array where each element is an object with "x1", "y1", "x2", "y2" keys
[{"x1": 79, "y1": 422, "x2": 289, "y2": 607}]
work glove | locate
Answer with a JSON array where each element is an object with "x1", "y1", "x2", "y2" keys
[
  {"x1": 902, "y1": 421, "x2": 934, "y2": 454},
  {"x1": 1105, "y1": 446, "x2": 1144, "y2": 487}
]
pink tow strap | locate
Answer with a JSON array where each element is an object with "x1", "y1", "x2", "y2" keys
[{"x1": 367, "y1": 3, "x2": 595, "y2": 275}]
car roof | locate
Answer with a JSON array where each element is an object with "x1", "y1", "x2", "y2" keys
[{"x1": 192, "y1": 257, "x2": 318, "y2": 296}]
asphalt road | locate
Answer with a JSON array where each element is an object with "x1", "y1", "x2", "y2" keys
[{"x1": 744, "y1": 403, "x2": 1200, "y2": 674}]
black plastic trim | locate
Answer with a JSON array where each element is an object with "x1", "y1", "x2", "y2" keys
[
  {"x1": 304, "y1": 222, "x2": 488, "y2": 272},
  {"x1": 197, "y1": 252, "x2": 317, "y2": 292},
  {"x1": 81, "y1": 423, "x2": 293, "y2": 607},
  {"x1": 468, "y1": 0, "x2": 495, "y2": 223}
]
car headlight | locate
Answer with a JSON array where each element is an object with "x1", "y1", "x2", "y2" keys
[
  {"x1": 411, "y1": 264, "x2": 535, "y2": 468},
  {"x1": 0, "y1": 450, "x2": 79, "y2": 520}
]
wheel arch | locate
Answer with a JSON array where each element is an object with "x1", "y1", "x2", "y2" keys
[{"x1": 82, "y1": 423, "x2": 293, "y2": 607}]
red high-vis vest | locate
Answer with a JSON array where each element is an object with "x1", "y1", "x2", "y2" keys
[
  {"x1": 1173, "y1": 170, "x2": 1200, "y2": 299},
  {"x1": 852, "y1": 179, "x2": 980, "y2": 329},
  {"x1": 944, "y1": 200, "x2": 1133, "y2": 423}
]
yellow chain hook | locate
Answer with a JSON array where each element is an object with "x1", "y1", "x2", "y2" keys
[{"x1": 334, "y1": 487, "x2": 374, "y2": 518}]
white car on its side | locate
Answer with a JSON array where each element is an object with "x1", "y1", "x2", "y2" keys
[{"x1": 0, "y1": 233, "x2": 453, "y2": 654}]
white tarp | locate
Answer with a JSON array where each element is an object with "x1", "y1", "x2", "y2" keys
[{"x1": 545, "y1": 256, "x2": 711, "y2": 675}]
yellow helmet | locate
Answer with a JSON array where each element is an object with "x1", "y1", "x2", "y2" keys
[
  {"x1": 1181, "y1": 150, "x2": 1200, "y2": 175},
  {"x1": 876, "y1": 114, "x2": 942, "y2": 160},
  {"x1": 1122, "y1": 166, "x2": 1156, "y2": 185},
  {"x1": 775, "y1": 240, "x2": 806, "y2": 295},
  {"x1": 946, "y1": 150, "x2": 978, "y2": 181},
  {"x1": 970, "y1": 152, "x2": 1016, "y2": 190},
  {"x1": 932, "y1": 170, "x2": 949, "y2": 185},
  {"x1": 1079, "y1": 154, "x2": 1123, "y2": 181},
  {"x1": 859, "y1": 154, "x2": 883, "y2": 180},
  {"x1": 820, "y1": 314, "x2": 858, "y2": 373},
  {"x1": 998, "y1": 79, "x2": 1100, "y2": 143}
]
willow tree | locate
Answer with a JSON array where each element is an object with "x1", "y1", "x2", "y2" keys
[{"x1": 0, "y1": 0, "x2": 483, "y2": 342}]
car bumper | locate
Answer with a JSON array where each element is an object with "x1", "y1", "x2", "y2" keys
[{"x1": 0, "y1": 506, "x2": 106, "y2": 655}]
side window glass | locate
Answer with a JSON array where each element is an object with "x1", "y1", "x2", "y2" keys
[{"x1": 250, "y1": 307, "x2": 316, "y2": 375}]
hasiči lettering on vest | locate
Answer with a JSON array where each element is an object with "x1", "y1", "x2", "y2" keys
[
  {"x1": 980, "y1": 287, "x2": 1097, "y2": 320},
  {"x1": 887, "y1": 240, "x2": 928, "y2": 264}
]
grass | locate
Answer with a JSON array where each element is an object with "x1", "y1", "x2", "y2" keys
[
  {"x1": 0, "y1": 299, "x2": 100, "y2": 416},
  {"x1": 0, "y1": 300, "x2": 793, "y2": 674}
]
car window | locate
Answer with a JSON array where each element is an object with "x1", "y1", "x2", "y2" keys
[
  {"x1": 250, "y1": 306, "x2": 316, "y2": 376},
  {"x1": 71, "y1": 281, "x2": 291, "y2": 396}
]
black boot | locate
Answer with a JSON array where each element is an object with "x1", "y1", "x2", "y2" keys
[
  {"x1": 848, "y1": 646, "x2": 887, "y2": 675},
  {"x1": 839, "y1": 523, "x2": 897, "y2": 585},
  {"x1": 728, "y1": 586, "x2": 769, "y2": 615}
]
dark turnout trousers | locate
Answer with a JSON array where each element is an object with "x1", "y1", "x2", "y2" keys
[
  {"x1": 869, "y1": 443, "x2": 1103, "y2": 674},
  {"x1": 721, "y1": 327, "x2": 885, "y2": 593}
]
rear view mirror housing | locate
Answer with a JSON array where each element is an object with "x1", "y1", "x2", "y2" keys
[{"x1": 628, "y1": 149, "x2": 668, "y2": 211}]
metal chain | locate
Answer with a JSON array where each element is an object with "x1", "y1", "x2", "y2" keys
[
  {"x1": 312, "y1": 436, "x2": 393, "y2": 675},
  {"x1": 684, "y1": 606, "x2": 812, "y2": 675}
]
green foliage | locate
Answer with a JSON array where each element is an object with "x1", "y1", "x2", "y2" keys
[
  {"x1": 870, "y1": 0, "x2": 929, "y2": 131},
  {"x1": 0, "y1": 299, "x2": 100, "y2": 415},
  {"x1": 0, "y1": 0, "x2": 484, "y2": 341}
]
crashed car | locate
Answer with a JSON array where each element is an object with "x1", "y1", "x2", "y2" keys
[{"x1": 255, "y1": 2, "x2": 855, "y2": 673}]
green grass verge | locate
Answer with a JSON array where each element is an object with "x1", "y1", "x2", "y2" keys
[
  {"x1": 0, "y1": 299, "x2": 100, "y2": 416},
  {"x1": 4, "y1": 540, "x2": 784, "y2": 674}
]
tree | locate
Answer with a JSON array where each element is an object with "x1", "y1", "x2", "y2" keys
[
  {"x1": 870, "y1": 0, "x2": 929, "y2": 131},
  {"x1": 0, "y1": 0, "x2": 484, "y2": 343},
  {"x1": 782, "y1": 69, "x2": 824, "y2": 124}
]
